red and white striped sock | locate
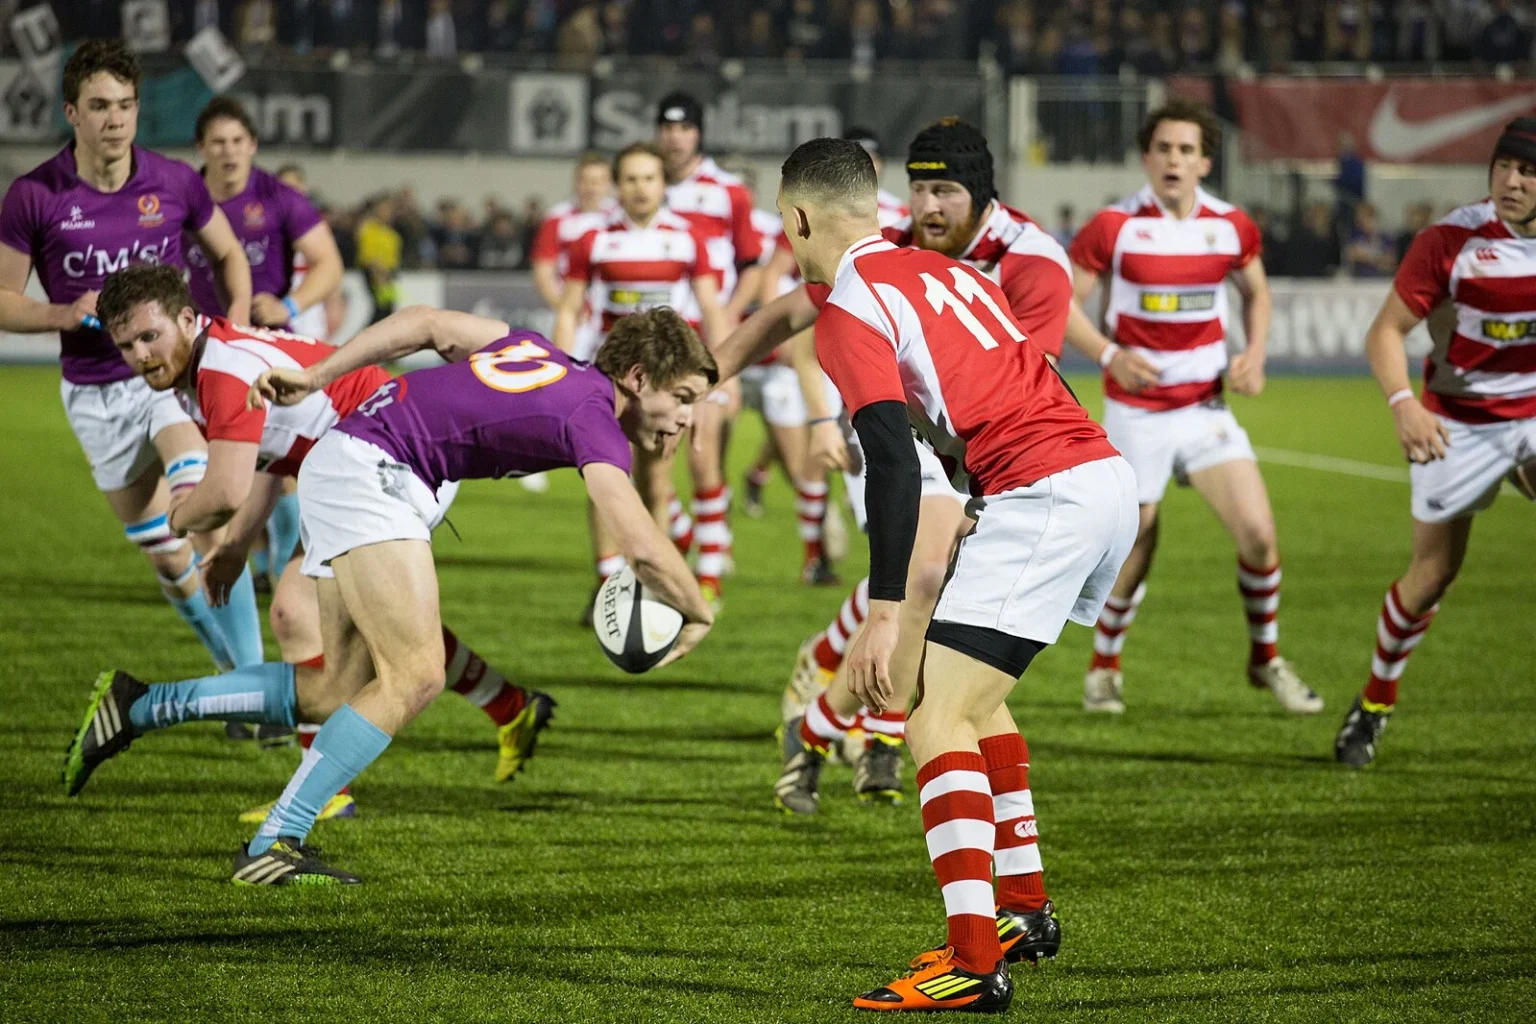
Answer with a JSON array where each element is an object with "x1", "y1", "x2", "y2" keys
[
  {"x1": 667, "y1": 494, "x2": 693, "y2": 556},
  {"x1": 860, "y1": 709, "x2": 906, "y2": 745},
  {"x1": 442, "y1": 627, "x2": 527, "y2": 727},
  {"x1": 297, "y1": 723, "x2": 349, "y2": 796},
  {"x1": 1238, "y1": 559, "x2": 1282, "y2": 666},
  {"x1": 980, "y1": 732, "x2": 1046, "y2": 913},
  {"x1": 798, "y1": 691, "x2": 855, "y2": 754},
  {"x1": 793, "y1": 476, "x2": 828, "y2": 565},
  {"x1": 1362, "y1": 582, "x2": 1437, "y2": 710},
  {"x1": 812, "y1": 577, "x2": 870, "y2": 674},
  {"x1": 595, "y1": 553, "x2": 625, "y2": 582},
  {"x1": 692, "y1": 485, "x2": 729, "y2": 593},
  {"x1": 917, "y1": 751, "x2": 1003, "y2": 974},
  {"x1": 1089, "y1": 582, "x2": 1145, "y2": 672}
]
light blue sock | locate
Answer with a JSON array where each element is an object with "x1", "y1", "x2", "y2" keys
[
  {"x1": 207, "y1": 565, "x2": 264, "y2": 667},
  {"x1": 267, "y1": 493, "x2": 302, "y2": 570},
  {"x1": 249, "y1": 705, "x2": 390, "y2": 854},
  {"x1": 128, "y1": 662, "x2": 297, "y2": 733},
  {"x1": 163, "y1": 563, "x2": 234, "y2": 671}
]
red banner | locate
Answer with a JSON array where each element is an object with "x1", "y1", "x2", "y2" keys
[{"x1": 1228, "y1": 79, "x2": 1536, "y2": 164}]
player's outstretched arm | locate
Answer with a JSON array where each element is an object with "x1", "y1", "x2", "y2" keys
[
  {"x1": 1227, "y1": 257, "x2": 1272, "y2": 397},
  {"x1": 197, "y1": 208, "x2": 253, "y2": 325},
  {"x1": 712, "y1": 286, "x2": 819, "y2": 383},
  {"x1": 552, "y1": 279, "x2": 588, "y2": 355},
  {"x1": 250, "y1": 306, "x2": 511, "y2": 406},
  {"x1": 1366, "y1": 291, "x2": 1448, "y2": 463},
  {"x1": 584, "y1": 462, "x2": 714, "y2": 660},
  {"x1": 789, "y1": 329, "x2": 848, "y2": 471},
  {"x1": 168, "y1": 439, "x2": 260, "y2": 536},
  {"x1": 199, "y1": 471, "x2": 284, "y2": 606},
  {"x1": 841, "y1": 400, "x2": 922, "y2": 711},
  {"x1": 0, "y1": 244, "x2": 97, "y2": 333}
]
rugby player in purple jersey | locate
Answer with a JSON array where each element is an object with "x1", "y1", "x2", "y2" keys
[
  {"x1": 0, "y1": 41, "x2": 261, "y2": 672},
  {"x1": 67, "y1": 305, "x2": 717, "y2": 884}
]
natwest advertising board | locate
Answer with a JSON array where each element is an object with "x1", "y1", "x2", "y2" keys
[{"x1": 1228, "y1": 79, "x2": 1536, "y2": 164}]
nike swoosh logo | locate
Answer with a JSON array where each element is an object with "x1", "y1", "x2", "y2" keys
[{"x1": 1368, "y1": 89, "x2": 1536, "y2": 160}]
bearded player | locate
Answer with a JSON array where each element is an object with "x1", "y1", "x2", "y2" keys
[
  {"x1": 68, "y1": 299, "x2": 717, "y2": 883},
  {"x1": 555, "y1": 143, "x2": 728, "y2": 611},
  {"x1": 0, "y1": 40, "x2": 262, "y2": 673},
  {"x1": 64, "y1": 265, "x2": 556, "y2": 814},
  {"x1": 715, "y1": 137, "x2": 1136, "y2": 1012},
  {"x1": 1334, "y1": 120, "x2": 1536, "y2": 767},
  {"x1": 774, "y1": 118, "x2": 1159, "y2": 811},
  {"x1": 1067, "y1": 99, "x2": 1321, "y2": 716},
  {"x1": 656, "y1": 93, "x2": 766, "y2": 603}
]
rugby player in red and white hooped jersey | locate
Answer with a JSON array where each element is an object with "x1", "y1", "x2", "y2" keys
[
  {"x1": 713, "y1": 137, "x2": 1136, "y2": 1013},
  {"x1": 1066, "y1": 99, "x2": 1322, "y2": 718},
  {"x1": 530, "y1": 151, "x2": 615, "y2": 352},
  {"x1": 88, "y1": 263, "x2": 556, "y2": 805},
  {"x1": 1333, "y1": 119, "x2": 1536, "y2": 767},
  {"x1": 555, "y1": 142, "x2": 730, "y2": 610},
  {"x1": 655, "y1": 93, "x2": 766, "y2": 607},
  {"x1": 770, "y1": 119, "x2": 1157, "y2": 812}
]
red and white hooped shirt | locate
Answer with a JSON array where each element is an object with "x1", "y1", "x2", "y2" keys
[
  {"x1": 564, "y1": 208, "x2": 716, "y2": 334},
  {"x1": 1070, "y1": 185, "x2": 1261, "y2": 411},
  {"x1": 181, "y1": 316, "x2": 389, "y2": 475}
]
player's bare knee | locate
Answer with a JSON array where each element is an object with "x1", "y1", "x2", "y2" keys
[{"x1": 1239, "y1": 521, "x2": 1278, "y2": 568}]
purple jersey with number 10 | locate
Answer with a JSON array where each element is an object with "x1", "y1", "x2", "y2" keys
[
  {"x1": 336, "y1": 331, "x2": 633, "y2": 490},
  {"x1": 0, "y1": 145, "x2": 216, "y2": 385},
  {"x1": 185, "y1": 166, "x2": 322, "y2": 316}
]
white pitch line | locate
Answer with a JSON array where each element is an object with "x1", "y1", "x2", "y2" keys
[{"x1": 1252, "y1": 446, "x2": 1410, "y2": 483}]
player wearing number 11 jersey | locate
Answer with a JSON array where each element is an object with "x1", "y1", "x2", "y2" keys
[{"x1": 714, "y1": 138, "x2": 1136, "y2": 1013}]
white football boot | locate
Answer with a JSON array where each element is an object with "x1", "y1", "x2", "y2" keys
[
  {"x1": 1249, "y1": 657, "x2": 1323, "y2": 714},
  {"x1": 1083, "y1": 668, "x2": 1125, "y2": 714}
]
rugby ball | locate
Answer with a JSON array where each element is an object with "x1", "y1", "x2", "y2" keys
[{"x1": 593, "y1": 566, "x2": 684, "y2": 673}]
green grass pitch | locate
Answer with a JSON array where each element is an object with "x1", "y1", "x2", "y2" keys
[{"x1": 1, "y1": 366, "x2": 1532, "y2": 1023}]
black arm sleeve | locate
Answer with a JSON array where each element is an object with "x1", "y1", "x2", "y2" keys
[{"x1": 851, "y1": 400, "x2": 922, "y2": 602}]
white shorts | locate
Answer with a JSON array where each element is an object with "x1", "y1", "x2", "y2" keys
[
  {"x1": 1411, "y1": 414, "x2": 1536, "y2": 522},
  {"x1": 843, "y1": 431, "x2": 968, "y2": 533},
  {"x1": 298, "y1": 432, "x2": 460, "y2": 579},
  {"x1": 932, "y1": 456, "x2": 1138, "y2": 645},
  {"x1": 741, "y1": 363, "x2": 813, "y2": 429},
  {"x1": 61, "y1": 377, "x2": 194, "y2": 491},
  {"x1": 1103, "y1": 397, "x2": 1256, "y2": 505}
]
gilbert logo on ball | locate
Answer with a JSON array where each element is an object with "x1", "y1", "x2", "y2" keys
[{"x1": 594, "y1": 566, "x2": 683, "y2": 673}]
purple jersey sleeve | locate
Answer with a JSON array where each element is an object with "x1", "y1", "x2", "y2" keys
[
  {"x1": 277, "y1": 181, "x2": 324, "y2": 243},
  {"x1": 174, "y1": 160, "x2": 217, "y2": 234},
  {"x1": 566, "y1": 395, "x2": 634, "y2": 475},
  {"x1": 0, "y1": 177, "x2": 44, "y2": 257}
]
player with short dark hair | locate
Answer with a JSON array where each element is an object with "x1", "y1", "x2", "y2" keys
[
  {"x1": 68, "y1": 298, "x2": 718, "y2": 884},
  {"x1": 714, "y1": 137, "x2": 1136, "y2": 1013},
  {"x1": 1066, "y1": 99, "x2": 1320, "y2": 716},
  {"x1": 0, "y1": 39, "x2": 261, "y2": 674},
  {"x1": 1334, "y1": 119, "x2": 1536, "y2": 767}
]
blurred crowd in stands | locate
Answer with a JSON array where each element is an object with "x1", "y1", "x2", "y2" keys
[{"x1": 56, "y1": 0, "x2": 1536, "y2": 70}]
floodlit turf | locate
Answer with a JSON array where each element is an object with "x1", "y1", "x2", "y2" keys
[{"x1": 1, "y1": 365, "x2": 1532, "y2": 1023}]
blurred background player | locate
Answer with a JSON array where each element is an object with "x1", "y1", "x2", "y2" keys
[
  {"x1": 735, "y1": 176, "x2": 842, "y2": 586},
  {"x1": 1067, "y1": 100, "x2": 1322, "y2": 717},
  {"x1": 555, "y1": 143, "x2": 728, "y2": 619},
  {"x1": 186, "y1": 98, "x2": 344, "y2": 654},
  {"x1": 0, "y1": 40, "x2": 261, "y2": 676},
  {"x1": 1334, "y1": 120, "x2": 1536, "y2": 768},
  {"x1": 528, "y1": 151, "x2": 615, "y2": 496},
  {"x1": 656, "y1": 93, "x2": 765, "y2": 604}
]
